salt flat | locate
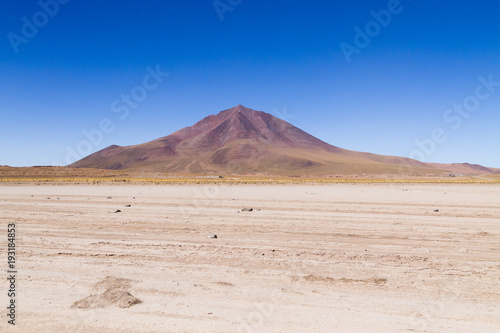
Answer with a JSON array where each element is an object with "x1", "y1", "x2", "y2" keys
[{"x1": 0, "y1": 183, "x2": 499, "y2": 332}]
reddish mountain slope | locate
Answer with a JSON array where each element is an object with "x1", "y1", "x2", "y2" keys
[{"x1": 69, "y1": 105, "x2": 483, "y2": 176}]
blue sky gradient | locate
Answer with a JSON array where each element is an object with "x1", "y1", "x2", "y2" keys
[{"x1": 1, "y1": 0, "x2": 499, "y2": 167}]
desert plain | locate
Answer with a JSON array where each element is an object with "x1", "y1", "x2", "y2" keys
[{"x1": 1, "y1": 182, "x2": 499, "y2": 332}]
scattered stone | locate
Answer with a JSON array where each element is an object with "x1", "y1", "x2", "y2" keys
[
  {"x1": 433, "y1": 209, "x2": 439, "y2": 212},
  {"x1": 241, "y1": 208, "x2": 253, "y2": 212},
  {"x1": 107, "y1": 196, "x2": 112, "y2": 199},
  {"x1": 214, "y1": 281, "x2": 233, "y2": 286},
  {"x1": 109, "y1": 210, "x2": 121, "y2": 213},
  {"x1": 208, "y1": 233, "x2": 218, "y2": 239},
  {"x1": 124, "y1": 204, "x2": 131, "y2": 207},
  {"x1": 46, "y1": 197, "x2": 50, "y2": 199}
]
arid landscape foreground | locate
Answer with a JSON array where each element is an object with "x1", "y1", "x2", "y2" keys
[{"x1": 1, "y1": 183, "x2": 499, "y2": 332}]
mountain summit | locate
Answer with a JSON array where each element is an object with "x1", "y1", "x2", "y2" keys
[
  {"x1": 168, "y1": 104, "x2": 339, "y2": 151},
  {"x1": 69, "y1": 105, "x2": 469, "y2": 175}
]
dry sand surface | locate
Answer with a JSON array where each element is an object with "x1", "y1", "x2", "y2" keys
[{"x1": 1, "y1": 183, "x2": 499, "y2": 332}]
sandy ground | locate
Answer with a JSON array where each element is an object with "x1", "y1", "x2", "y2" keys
[{"x1": 0, "y1": 183, "x2": 499, "y2": 332}]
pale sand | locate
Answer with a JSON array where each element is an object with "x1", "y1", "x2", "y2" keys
[{"x1": 0, "y1": 183, "x2": 499, "y2": 332}]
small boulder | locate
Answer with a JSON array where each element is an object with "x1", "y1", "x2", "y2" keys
[
  {"x1": 208, "y1": 233, "x2": 218, "y2": 239},
  {"x1": 241, "y1": 208, "x2": 253, "y2": 212}
]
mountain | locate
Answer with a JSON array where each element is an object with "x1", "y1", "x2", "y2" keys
[
  {"x1": 69, "y1": 105, "x2": 480, "y2": 176},
  {"x1": 427, "y1": 163, "x2": 500, "y2": 176}
]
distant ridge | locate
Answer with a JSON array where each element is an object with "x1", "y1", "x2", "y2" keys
[
  {"x1": 427, "y1": 162, "x2": 499, "y2": 176},
  {"x1": 69, "y1": 105, "x2": 495, "y2": 176}
]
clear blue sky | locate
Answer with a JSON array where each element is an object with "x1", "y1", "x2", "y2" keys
[{"x1": 1, "y1": 0, "x2": 499, "y2": 167}]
